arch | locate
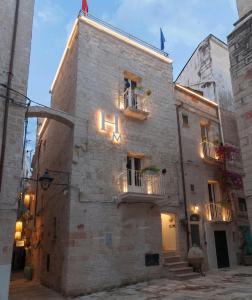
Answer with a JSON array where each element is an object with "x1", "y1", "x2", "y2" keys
[{"x1": 27, "y1": 106, "x2": 75, "y2": 128}]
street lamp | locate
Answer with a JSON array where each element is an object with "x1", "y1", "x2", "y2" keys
[{"x1": 38, "y1": 169, "x2": 54, "y2": 191}]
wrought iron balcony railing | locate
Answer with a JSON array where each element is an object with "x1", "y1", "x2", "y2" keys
[
  {"x1": 118, "y1": 169, "x2": 166, "y2": 196},
  {"x1": 119, "y1": 89, "x2": 150, "y2": 120},
  {"x1": 201, "y1": 141, "x2": 219, "y2": 161},
  {"x1": 205, "y1": 202, "x2": 232, "y2": 223}
]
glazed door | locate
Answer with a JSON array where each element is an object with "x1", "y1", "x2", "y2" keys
[
  {"x1": 127, "y1": 157, "x2": 142, "y2": 193},
  {"x1": 214, "y1": 231, "x2": 230, "y2": 268},
  {"x1": 161, "y1": 213, "x2": 176, "y2": 251}
]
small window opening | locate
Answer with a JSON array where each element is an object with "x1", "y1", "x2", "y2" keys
[
  {"x1": 46, "y1": 254, "x2": 50, "y2": 272},
  {"x1": 182, "y1": 112, "x2": 189, "y2": 126}
]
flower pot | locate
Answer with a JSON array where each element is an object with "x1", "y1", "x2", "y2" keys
[
  {"x1": 244, "y1": 255, "x2": 252, "y2": 266},
  {"x1": 24, "y1": 266, "x2": 33, "y2": 281},
  {"x1": 134, "y1": 88, "x2": 145, "y2": 95},
  {"x1": 188, "y1": 246, "x2": 204, "y2": 270}
]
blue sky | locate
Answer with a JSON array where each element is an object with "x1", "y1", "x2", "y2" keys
[{"x1": 26, "y1": 0, "x2": 238, "y2": 153}]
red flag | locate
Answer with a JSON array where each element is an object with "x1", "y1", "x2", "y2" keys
[{"x1": 82, "y1": 0, "x2": 88, "y2": 15}]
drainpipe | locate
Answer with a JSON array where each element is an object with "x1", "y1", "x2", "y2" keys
[
  {"x1": 0, "y1": 0, "x2": 20, "y2": 190},
  {"x1": 176, "y1": 103, "x2": 190, "y2": 252}
]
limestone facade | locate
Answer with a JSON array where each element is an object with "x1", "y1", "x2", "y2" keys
[
  {"x1": 176, "y1": 34, "x2": 248, "y2": 269},
  {"x1": 175, "y1": 84, "x2": 248, "y2": 269},
  {"x1": 29, "y1": 15, "x2": 249, "y2": 298},
  {"x1": 236, "y1": 0, "x2": 252, "y2": 19},
  {"x1": 29, "y1": 16, "x2": 186, "y2": 296},
  {"x1": 228, "y1": 7, "x2": 252, "y2": 231},
  {"x1": 0, "y1": 0, "x2": 34, "y2": 299}
]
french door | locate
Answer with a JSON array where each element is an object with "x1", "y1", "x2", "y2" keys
[{"x1": 127, "y1": 157, "x2": 142, "y2": 192}]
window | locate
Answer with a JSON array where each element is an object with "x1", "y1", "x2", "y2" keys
[
  {"x1": 190, "y1": 184, "x2": 195, "y2": 192},
  {"x1": 127, "y1": 156, "x2": 142, "y2": 187},
  {"x1": 182, "y1": 112, "x2": 189, "y2": 126},
  {"x1": 124, "y1": 78, "x2": 138, "y2": 109},
  {"x1": 238, "y1": 198, "x2": 247, "y2": 212},
  {"x1": 46, "y1": 254, "x2": 50, "y2": 272},
  {"x1": 201, "y1": 124, "x2": 209, "y2": 143},
  {"x1": 208, "y1": 182, "x2": 220, "y2": 203}
]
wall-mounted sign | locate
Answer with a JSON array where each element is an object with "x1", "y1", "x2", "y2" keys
[
  {"x1": 100, "y1": 111, "x2": 121, "y2": 143},
  {"x1": 16, "y1": 240, "x2": 25, "y2": 247}
]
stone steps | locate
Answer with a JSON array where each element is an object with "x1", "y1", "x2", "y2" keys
[
  {"x1": 169, "y1": 266, "x2": 194, "y2": 275},
  {"x1": 163, "y1": 253, "x2": 200, "y2": 280}
]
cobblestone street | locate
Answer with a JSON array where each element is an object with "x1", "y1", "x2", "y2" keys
[{"x1": 9, "y1": 266, "x2": 252, "y2": 300}]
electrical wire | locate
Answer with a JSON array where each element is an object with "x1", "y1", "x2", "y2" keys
[{"x1": 0, "y1": 83, "x2": 73, "y2": 117}]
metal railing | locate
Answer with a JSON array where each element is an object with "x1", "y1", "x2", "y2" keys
[
  {"x1": 121, "y1": 88, "x2": 148, "y2": 112},
  {"x1": 205, "y1": 202, "x2": 232, "y2": 222},
  {"x1": 201, "y1": 141, "x2": 219, "y2": 160},
  {"x1": 82, "y1": 14, "x2": 169, "y2": 58},
  {"x1": 118, "y1": 170, "x2": 166, "y2": 195}
]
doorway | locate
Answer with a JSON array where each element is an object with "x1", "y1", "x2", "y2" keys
[
  {"x1": 214, "y1": 230, "x2": 230, "y2": 268},
  {"x1": 161, "y1": 213, "x2": 177, "y2": 252},
  {"x1": 127, "y1": 156, "x2": 142, "y2": 192}
]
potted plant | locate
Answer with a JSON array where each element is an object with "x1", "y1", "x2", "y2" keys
[
  {"x1": 141, "y1": 166, "x2": 160, "y2": 175},
  {"x1": 188, "y1": 245, "x2": 204, "y2": 273},
  {"x1": 146, "y1": 89, "x2": 152, "y2": 96},
  {"x1": 134, "y1": 86, "x2": 145, "y2": 95},
  {"x1": 24, "y1": 265, "x2": 33, "y2": 281}
]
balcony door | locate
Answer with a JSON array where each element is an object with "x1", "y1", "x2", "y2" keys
[
  {"x1": 124, "y1": 78, "x2": 138, "y2": 109},
  {"x1": 201, "y1": 125, "x2": 211, "y2": 157},
  {"x1": 208, "y1": 182, "x2": 220, "y2": 204},
  {"x1": 127, "y1": 156, "x2": 142, "y2": 193}
]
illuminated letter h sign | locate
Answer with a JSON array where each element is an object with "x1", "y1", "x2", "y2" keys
[{"x1": 101, "y1": 111, "x2": 121, "y2": 143}]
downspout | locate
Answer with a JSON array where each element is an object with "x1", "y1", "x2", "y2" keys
[
  {"x1": 176, "y1": 103, "x2": 190, "y2": 252},
  {"x1": 0, "y1": 0, "x2": 20, "y2": 190}
]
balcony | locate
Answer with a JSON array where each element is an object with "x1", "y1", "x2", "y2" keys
[
  {"x1": 200, "y1": 141, "x2": 220, "y2": 163},
  {"x1": 118, "y1": 170, "x2": 166, "y2": 204},
  {"x1": 120, "y1": 89, "x2": 150, "y2": 120},
  {"x1": 205, "y1": 202, "x2": 232, "y2": 223}
]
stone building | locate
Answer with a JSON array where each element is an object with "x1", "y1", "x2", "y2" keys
[
  {"x1": 228, "y1": 0, "x2": 252, "y2": 231},
  {"x1": 175, "y1": 83, "x2": 248, "y2": 269},
  {"x1": 0, "y1": 0, "x2": 35, "y2": 299},
  {"x1": 28, "y1": 15, "x2": 196, "y2": 296},
  {"x1": 176, "y1": 34, "x2": 249, "y2": 268}
]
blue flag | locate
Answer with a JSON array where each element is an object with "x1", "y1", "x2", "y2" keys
[{"x1": 160, "y1": 28, "x2": 166, "y2": 51}]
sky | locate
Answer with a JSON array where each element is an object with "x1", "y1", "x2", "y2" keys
[{"x1": 26, "y1": 0, "x2": 238, "y2": 154}]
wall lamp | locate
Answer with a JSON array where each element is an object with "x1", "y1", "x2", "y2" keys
[{"x1": 23, "y1": 169, "x2": 70, "y2": 191}]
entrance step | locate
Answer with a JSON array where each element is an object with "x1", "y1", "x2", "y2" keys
[
  {"x1": 169, "y1": 266, "x2": 194, "y2": 275},
  {"x1": 164, "y1": 255, "x2": 181, "y2": 263},
  {"x1": 176, "y1": 272, "x2": 200, "y2": 280},
  {"x1": 164, "y1": 261, "x2": 188, "y2": 268},
  {"x1": 163, "y1": 254, "x2": 200, "y2": 280}
]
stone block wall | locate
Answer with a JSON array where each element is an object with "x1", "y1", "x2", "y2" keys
[
  {"x1": 228, "y1": 14, "x2": 252, "y2": 229},
  {"x1": 38, "y1": 17, "x2": 182, "y2": 296},
  {"x1": 0, "y1": 0, "x2": 34, "y2": 299},
  {"x1": 236, "y1": 0, "x2": 252, "y2": 19}
]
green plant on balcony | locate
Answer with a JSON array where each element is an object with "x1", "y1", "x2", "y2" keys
[
  {"x1": 133, "y1": 86, "x2": 145, "y2": 95},
  {"x1": 141, "y1": 166, "x2": 160, "y2": 175}
]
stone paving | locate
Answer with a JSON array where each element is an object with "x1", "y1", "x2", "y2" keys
[{"x1": 9, "y1": 266, "x2": 252, "y2": 300}]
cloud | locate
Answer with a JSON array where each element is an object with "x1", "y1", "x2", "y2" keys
[
  {"x1": 36, "y1": 0, "x2": 66, "y2": 24},
  {"x1": 104, "y1": 0, "x2": 232, "y2": 49}
]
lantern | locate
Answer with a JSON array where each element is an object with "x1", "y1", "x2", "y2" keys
[
  {"x1": 24, "y1": 194, "x2": 31, "y2": 208},
  {"x1": 15, "y1": 232, "x2": 21, "y2": 241},
  {"x1": 15, "y1": 221, "x2": 23, "y2": 232}
]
